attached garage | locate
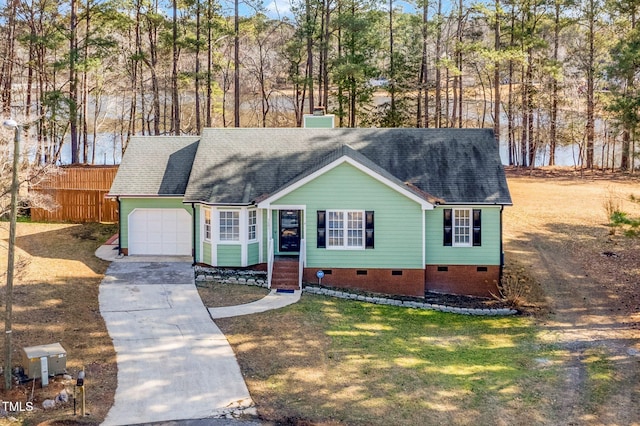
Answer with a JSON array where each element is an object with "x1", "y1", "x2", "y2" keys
[{"x1": 128, "y1": 209, "x2": 192, "y2": 256}]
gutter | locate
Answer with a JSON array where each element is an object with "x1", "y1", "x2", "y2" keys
[
  {"x1": 191, "y1": 203, "x2": 197, "y2": 266},
  {"x1": 116, "y1": 196, "x2": 122, "y2": 255},
  {"x1": 499, "y1": 205, "x2": 505, "y2": 283}
]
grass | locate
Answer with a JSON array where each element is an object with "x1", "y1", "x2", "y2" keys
[
  {"x1": 196, "y1": 281, "x2": 270, "y2": 307},
  {"x1": 0, "y1": 221, "x2": 118, "y2": 425},
  {"x1": 215, "y1": 293, "x2": 561, "y2": 425},
  {"x1": 583, "y1": 348, "x2": 616, "y2": 412}
]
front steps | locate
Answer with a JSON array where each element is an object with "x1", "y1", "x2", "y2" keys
[{"x1": 271, "y1": 257, "x2": 300, "y2": 290}]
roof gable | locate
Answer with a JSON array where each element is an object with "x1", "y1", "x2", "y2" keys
[
  {"x1": 109, "y1": 136, "x2": 199, "y2": 196},
  {"x1": 256, "y1": 146, "x2": 434, "y2": 209}
]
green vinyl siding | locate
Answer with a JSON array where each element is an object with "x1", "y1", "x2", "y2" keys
[
  {"x1": 273, "y1": 162, "x2": 423, "y2": 269},
  {"x1": 248, "y1": 242, "x2": 260, "y2": 265},
  {"x1": 425, "y1": 206, "x2": 502, "y2": 265},
  {"x1": 217, "y1": 244, "x2": 242, "y2": 266},
  {"x1": 203, "y1": 241, "x2": 212, "y2": 264},
  {"x1": 119, "y1": 198, "x2": 191, "y2": 250}
]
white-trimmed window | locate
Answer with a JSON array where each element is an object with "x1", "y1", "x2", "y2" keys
[
  {"x1": 204, "y1": 209, "x2": 212, "y2": 241},
  {"x1": 220, "y1": 211, "x2": 240, "y2": 241},
  {"x1": 327, "y1": 210, "x2": 364, "y2": 249},
  {"x1": 248, "y1": 210, "x2": 257, "y2": 241},
  {"x1": 444, "y1": 208, "x2": 481, "y2": 247},
  {"x1": 453, "y1": 209, "x2": 471, "y2": 246}
]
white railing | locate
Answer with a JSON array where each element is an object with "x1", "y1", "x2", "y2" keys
[
  {"x1": 267, "y1": 238, "x2": 274, "y2": 289},
  {"x1": 298, "y1": 238, "x2": 306, "y2": 289}
]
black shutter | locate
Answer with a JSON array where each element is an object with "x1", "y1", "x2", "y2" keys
[
  {"x1": 443, "y1": 209, "x2": 452, "y2": 246},
  {"x1": 317, "y1": 210, "x2": 326, "y2": 248},
  {"x1": 365, "y1": 211, "x2": 374, "y2": 249},
  {"x1": 472, "y1": 209, "x2": 482, "y2": 246}
]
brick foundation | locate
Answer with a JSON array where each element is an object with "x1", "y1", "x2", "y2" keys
[
  {"x1": 303, "y1": 268, "x2": 424, "y2": 297},
  {"x1": 425, "y1": 265, "x2": 500, "y2": 297}
]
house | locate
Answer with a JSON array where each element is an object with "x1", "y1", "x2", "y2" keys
[{"x1": 107, "y1": 127, "x2": 512, "y2": 298}]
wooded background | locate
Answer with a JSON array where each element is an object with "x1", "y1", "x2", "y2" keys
[{"x1": 1, "y1": 0, "x2": 639, "y2": 171}]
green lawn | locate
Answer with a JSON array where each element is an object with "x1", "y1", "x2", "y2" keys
[{"x1": 216, "y1": 294, "x2": 562, "y2": 425}]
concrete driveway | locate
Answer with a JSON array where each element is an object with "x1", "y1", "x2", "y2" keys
[{"x1": 99, "y1": 260, "x2": 255, "y2": 425}]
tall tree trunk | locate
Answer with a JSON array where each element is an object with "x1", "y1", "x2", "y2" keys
[
  {"x1": 206, "y1": 0, "x2": 213, "y2": 127},
  {"x1": 195, "y1": 0, "x2": 202, "y2": 133},
  {"x1": 337, "y1": 1, "x2": 344, "y2": 127},
  {"x1": 420, "y1": 0, "x2": 429, "y2": 127},
  {"x1": 322, "y1": 0, "x2": 331, "y2": 107},
  {"x1": 82, "y1": 0, "x2": 91, "y2": 163},
  {"x1": 172, "y1": 0, "x2": 181, "y2": 134},
  {"x1": 234, "y1": 0, "x2": 240, "y2": 127},
  {"x1": 585, "y1": 0, "x2": 596, "y2": 168},
  {"x1": 620, "y1": 8, "x2": 636, "y2": 170},
  {"x1": 434, "y1": 0, "x2": 442, "y2": 128},
  {"x1": 507, "y1": 3, "x2": 516, "y2": 165},
  {"x1": 148, "y1": 1, "x2": 160, "y2": 135},
  {"x1": 549, "y1": 0, "x2": 559, "y2": 166},
  {"x1": 494, "y1": 0, "x2": 501, "y2": 143},
  {"x1": 527, "y1": 52, "x2": 535, "y2": 167},
  {"x1": 70, "y1": 0, "x2": 79, "y2": 163},
  {"x1": 306, "y1": 0, "x2": 315, "y2": 113},
  {"x1": 389, "y1": 0, "x2": 396, "y2": 123},
  {"x1": 1, "y1": 0, "x2": 17, "y2": 115},
  {"x1": 455, "y1": 0, "x2": 463, "y2": 128}
]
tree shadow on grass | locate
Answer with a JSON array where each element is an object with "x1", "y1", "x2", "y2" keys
[{"x1": 8, "y1": 222, "x2": 117, "y2": 276}]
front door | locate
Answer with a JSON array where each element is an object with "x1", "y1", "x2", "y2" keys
[{"x1": 279, "y1": 210, "x2": 300, "y2": 252}]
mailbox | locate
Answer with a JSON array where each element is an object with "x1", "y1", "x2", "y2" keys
[{"x1": 20, "y1": 343, "x2": 67, "y2": 379}]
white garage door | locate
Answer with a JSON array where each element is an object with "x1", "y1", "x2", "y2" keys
[{"x1": 128, "y1": 209, "x2": 192, "y2": 256}]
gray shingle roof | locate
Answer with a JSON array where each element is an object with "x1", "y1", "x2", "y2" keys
[
  {"x1": 184, "y1": 128, "x2": 511, "y2": 205},
  {"x1": 109, "y1": 136, "x2": 199, "y2": 196},
  {"x1": 111, "y1": 128, "x2": 512, "y2": 205}
]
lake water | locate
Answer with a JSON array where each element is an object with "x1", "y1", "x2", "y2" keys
[{"x1": 55, "y1": 130, "x2": 584, "y2": 167}]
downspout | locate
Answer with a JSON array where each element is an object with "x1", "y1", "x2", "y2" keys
[
  {"x1": 499, "y1": 205, "x2": 504, "y2": 283},
  {"x1": 116, "y1": 196, "x2": 122, "y2": 255},
  {"x1": 191, "y1": 203, "x2": 197, "y2": 266}
]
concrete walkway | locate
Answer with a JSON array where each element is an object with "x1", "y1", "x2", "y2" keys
[
  {"x1": 98, "y1": 255, "x2": 256, "y2": 425},
  {"x1": 208, "y1": 290, "x2": 301, "y2": 319}
]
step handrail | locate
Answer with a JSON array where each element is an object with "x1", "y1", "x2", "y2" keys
[
  {"x1": 267, "y1": 238, "x2": 274, "y2": 288},
  {"x1": 298, "y1": 238, "x2": 305, "y2": 289}
]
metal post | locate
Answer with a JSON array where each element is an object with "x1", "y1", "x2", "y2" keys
[{"x1": 3, "y1": 119, "x2": 20, "y2": 391}]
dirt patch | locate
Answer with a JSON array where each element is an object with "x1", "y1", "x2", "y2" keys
[
  {"x1": 196, "y1": 282, "x2": 270, "y2": 307},
  {"x1": 503, "y1": 170, "x2": 640, "y2": 424},
  {"x1": 0, "y1": 222, "x2": 117, "y2": 425}
]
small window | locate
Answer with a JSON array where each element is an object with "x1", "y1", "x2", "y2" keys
[
  {"x1": 248, "y1": 210, "x2": 257, "y2": 241},
  {"x1": 323, "y1": 269, "x2": 333, "y2": 275},
  {"x1": 204, "y1": 209, "x2": 212, "y2": 241},
  {"x1": 437, "y1": 266, "x2": 449, "y2": 272},
  {"x1": 444, "y1": 209, "x2": 477, "y2": 247},
  {"x1": 220, "y1": 211, "x2": 240, "y2": 241},
  {"x1": 477, "y1": 266, "x2": 488, "y2": 272},
  {"x1": 453, "y1": 209, "x2": 471, "y2": 246},
  {"x1": 391, "y1": 270, "x2": 403, "y2": 276},
  {"x1": 356, "y1": 270, "x2": 368, "y2": 275}
]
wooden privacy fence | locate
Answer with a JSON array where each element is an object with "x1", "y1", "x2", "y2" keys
[{"x1": 30, "y1": 165, "x2": 119, "y2": 223}]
